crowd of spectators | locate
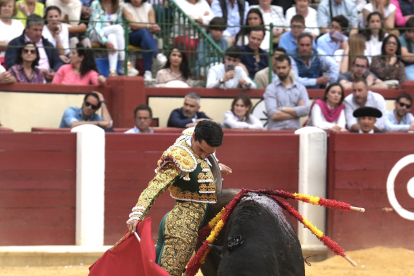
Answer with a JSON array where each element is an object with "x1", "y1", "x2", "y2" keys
[{"x1": 2, "y1": 0, "x2": 414, "y2": 134}]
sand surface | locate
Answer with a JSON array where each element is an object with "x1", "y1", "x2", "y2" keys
[{"x1": 0, "y1": 247, "x2": 412, "y2": 276}]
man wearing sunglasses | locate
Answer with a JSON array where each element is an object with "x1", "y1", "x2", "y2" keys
[
  {"x1": 385, "y1": 93, "x2": 414, "y2": 132},
  {"x1": 59, "y1": 91, "x2": 112, "y2": 129}
]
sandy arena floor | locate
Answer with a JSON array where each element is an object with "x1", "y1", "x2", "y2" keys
[{"x1": 0, "y1": 247, "x2": 412, "y2": 276}]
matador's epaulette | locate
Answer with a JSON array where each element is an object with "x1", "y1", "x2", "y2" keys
[{"x1": 155, "y1": 145, "x2": 197, "y2": 180}]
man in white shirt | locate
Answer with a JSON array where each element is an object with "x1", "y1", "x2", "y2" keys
[
  {"x1": 125, "y1": 104, "x2": 154, "y2": 134},
  {"x1": 352, "y1": 106, "x2": 383, "y2": 133},
  {"x1": 344, "y1": 78, "x2": 387, "y2": 132},
  {"x1": 385, "y1": 92, "x2": 414, "y2": 132},
  {"x1": 206, "y1": 46, "x2": 256, "y2": 89}
]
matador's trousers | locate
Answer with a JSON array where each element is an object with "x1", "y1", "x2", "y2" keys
[{"x1": 155, "y1": 201, "x2": 207, "y2": 276}]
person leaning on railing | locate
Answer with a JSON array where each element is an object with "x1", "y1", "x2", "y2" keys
[
  {"x1": 0, "y1": 0, "x2": 25, "y2": 57},
  {"x1": 156, "y1": 45, "x2": 192, "y2": 87},
  {"x1": 123, "y1": 0, "x2": 167, "y2": 81},
  {"x1": 222, "y1": 93, "x2": 263, "y2": 129}
]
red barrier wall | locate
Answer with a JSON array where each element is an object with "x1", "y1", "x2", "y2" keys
[
  {"x1": 327, "y1": 133, "x2": 414, "y2": 250},
  {"x1": 104, "y1": 133, "x2": 300, "y2": 244},
  {"x1": 0, "y1": 133, "x2": 76, "y2": 245}
]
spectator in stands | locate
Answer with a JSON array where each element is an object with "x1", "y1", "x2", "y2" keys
[
  {"x1": 344, "y1": 77, "x2": 386, "y2": 132},
  {"x1": 351, "y1": 0, "x2": 367, "y2": 23},
  {"x1": 0, "y1": 0, "x2": 25, "y2": 58},
  {"x1": 43, "y1": 6, "x2": 70, "y2": 57},
  {"x1": 305, "y1": 82, "x2": 347, "y2": 132},
  {"x1": 235, "y1": 9, "x2": 271, "y2": 52},
  {"x1": 394, "y1": 0, "x2": 414, "y2": 28},
  {"x1": 15, "y1": 0, "x2": 44, "y2": 26},
  {"x1": 362, "y1": 0, "x2": 396, "y2": 31},
  {"x1": 385, "y1": 92, "x2": 414, "y2": 132},
  {"x1": 285, "y1": 0, "x2": 319, "y2": 39},
  {"x1": 338, "y1": 56, "x2": 387, "y2": 89},
  {"x1": 7, "y1": 42, "x2": 44, "y2": 83},
  {"x1": 206, "y1": 46, "x2": 256, "y2": 88},
  {"x1": 68, "y1": 1, "x2": 92, "y2": 50},
  {"x1": 399, "y1": 18, "x2": 414, "y2": 80},
  {"x1": 87, "y1": 0, "x2": 130, "y2": 77},
  {"x1": 45, "y1": 0, "x2": 82, "y2": 26},
  {"x1": 211, "y1": 0, "x2": 250, "y2": 45},
  {"x1": 172, "y1": 0, "x2": 213, "y2": 52},
  {"x1": 278, "y1": 14, "x2": 306, "y2": 54},
  {"x1": 291, "y1": 33, "x2": 339, "y2": 89},
  {"x1": 167, "y1": 92, "x2": 210, "y2": 128},
  {"x1": 196, "y1": 17, "x2": 228, "y2": 69},
  {"x1": 240, "y1": 26, "x2": 269, "y2": 79},
  {"x1": 6, "y1": 15, "x2": 63, "y2": 82},
  {"x1": 271, "y1": 0, "x2": 294, "y2": 15},
  {"x1": 156, "y1": 45, "x2": 192, "y2": 87},
  {"x1": 336, "y1": 33, "x2": 367, "y2": 74},
  {"x1": 250, "y1": 0, "x2": 286, "y2": 46},
  {"x1": 59, "y1": 91, "x2": 112, "y2": 128},
  {"x1": 52, "y1": 43, "x2": 106, "y2": 85},
  {"x1": 362, "y1": 12, "x2": 387, "y2": 63},
  {"x1": 370, "y1": 34, "x2": 406, "y2": 88},
  {"x1": 222, "y1": 93, "x2": 263, "y2": 129},
  {"x1": 123, "y1": 0, "x2": 167, "y2": 81},
  {"x1": 125, "y1": 104, "x2": 154, "y2": 133},
  {"x1": 317, "y1": 15, "x2": 349, "y2": 56},
  {"x1": 254, "y1": 46, "x2": 295, "y2": 88},
  {"x1": 264, "y1": 54, "x2": 310, "y2": 130},
  {"x1": 0, "y1": 63, "x2": 14, "y2": 83},
  {"x1": 352, "y1": 106, "x2": 383, "y2": 133},
  {"x1": 317, "y1": 0, "x2": 358, "y2": 36}
]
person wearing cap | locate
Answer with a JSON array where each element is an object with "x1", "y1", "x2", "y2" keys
[
  {"x1": 352, "y1": 106, "x2": 383, "y2": 133},
  {"x1": 385, "y1": 92, "x2": 414, "y2": 132},
  {"x1": 344, "y1": 77, "x2": 387, "y2": 132}
]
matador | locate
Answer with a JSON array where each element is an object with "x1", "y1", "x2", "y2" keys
[{"x1": 126, "y1": 120, "x2": 232, "y2": 276}]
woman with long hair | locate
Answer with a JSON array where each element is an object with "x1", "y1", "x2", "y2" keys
[
  {"x1": 8, "y1": 42, "x2": 44, "y2": 83},
  {"x1": 335, "y1": 33, "x2": 367, "y2": 74},
  {"x1": 370, "y1": 34, "x2": 406, "y2": 88},
  {"x1": 0, "y1": 0, "x2": 24, "y2": 57},
  {"x1": 362, "y1": 12, "x2": 387, "y2": 61},
  {"x1": 52, "y1": 43, "x2": 106, "y2": 85},
  {"x1": 222, "y1": 93, "x2": 263, "y2": 129},
  {"x1": 235, "y1": 8, "x2": 271, "y2": 51},
  {"x1": 155, "y1": 46, "x2": 192, "y2": 87},
  {"x1": 362, "y1": 0, "x2": 396, "y2": 31},
  {"x1": 42, "y1": 6, "x2": 70, "y2": 56},
  {"x1": 305, "y1": 83, "x2": 347, "y2": 132}
]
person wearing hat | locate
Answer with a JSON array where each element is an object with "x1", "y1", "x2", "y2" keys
[
  {"x1": 352, "y1": 106, "x2": 383, "y2": 133},
  {"x1": 344, "y1": 77, "x2": 387, "y2": 132}
]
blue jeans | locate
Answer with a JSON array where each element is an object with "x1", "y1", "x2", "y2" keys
[
  {"x1": 405, "y1": 64, "x2": 414, "y2": 80},
  {"x1": 129, "y1": 29, "x2": 159, "y2": 71}
]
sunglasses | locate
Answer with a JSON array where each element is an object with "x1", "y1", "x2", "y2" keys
[
  {"x1": 85, "y1": 101, "x2": 99, "y2": 110},
  {"x1": 23, "y1": 49, "x2": 36, "y2": 54},
  {"x1": 398, "y1": 102, "x2": 412, "y2": 109}
]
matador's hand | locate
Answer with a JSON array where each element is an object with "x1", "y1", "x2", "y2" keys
[
  {"x1": 219, "y1": 163, "x2": 232, "y2": 175},
  {"x1": 127, "y1": 219, "x2": 140, "y2": 233}
]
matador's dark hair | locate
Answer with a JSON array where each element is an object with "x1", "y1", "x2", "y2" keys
[{"x1": 194, "y1": 120, "x2": 223, "y2": 147}]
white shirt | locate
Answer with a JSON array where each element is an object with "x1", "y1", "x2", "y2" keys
[
  {"x1": 124, "y1": 126, "x2": 154, "y2": 133},
  {"x1": 365, "y1": 34, "x2": 388, "y2": 63},
  {"x1": 0, "y1": 64, "x2": 5, "y2": 73},
  {"x1": 359, "y1": 128, "x2": 374, "y2": 133},
  {"x1": 42, "y1": 24, "x2": 70, "y2": 55},
  {"x1": 173, "y1": 0, "x2": 213, "y2": 38},
  {"x1": 344, "y1": 90, "x2": 387, "y2": 131},
  {"x1": 307, "y1": 103, "x2": 346, "y2": 130},
  {"x1": 0, "y1": 19, "x2": 24, "y2": 57},
  {"x1": 285, "y1": 6, "x2": 319, "y2": 36},
  {"x1": 222, "y1": 110, "x2": 263, "y2": 129},
  {"x1": 385, "y1": 109, "x2": 414, "y2": 132},
  {"x1": 206, "y1": 63, "x2": 256, "y2": 89}
]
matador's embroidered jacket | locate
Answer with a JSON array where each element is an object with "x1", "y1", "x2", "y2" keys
[{"x1": 129, "y1": 132, "x2": 222, "y2": 221}]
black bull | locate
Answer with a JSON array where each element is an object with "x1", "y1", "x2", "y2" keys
[{"x1": 198, "y1": 189, "x2": 305, "y2": 276}]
